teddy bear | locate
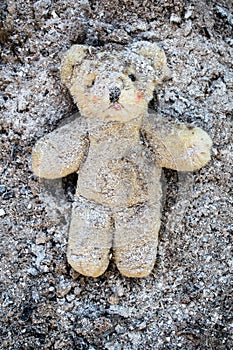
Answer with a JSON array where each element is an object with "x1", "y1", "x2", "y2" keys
[{"x1": 32, "y1": 41, "x2": 212, "y2": 278}]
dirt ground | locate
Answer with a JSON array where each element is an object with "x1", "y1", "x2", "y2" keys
[{"x1": 0, "y1": 1, "x2": 232, "y2": 349}]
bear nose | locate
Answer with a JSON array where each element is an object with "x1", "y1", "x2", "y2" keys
[{"x1": 109, "y1": 87, "x2": 121, "y2": 103}]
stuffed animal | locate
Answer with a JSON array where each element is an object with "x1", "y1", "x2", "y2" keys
[{"x1": 32, "y1": 41, "x2": 212, "y2": 277}]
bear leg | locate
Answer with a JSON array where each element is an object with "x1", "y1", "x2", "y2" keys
[
  {"x1": 113, "y1": 203, "x2": 161, "y2": 278},
  {"x1": 67, "y1": 196, "x2": 112, "y2": 277}
]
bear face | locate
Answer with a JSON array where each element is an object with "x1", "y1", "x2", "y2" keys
[{"x1": 60, "y1": 41, "x2": 169, "y2": 123}]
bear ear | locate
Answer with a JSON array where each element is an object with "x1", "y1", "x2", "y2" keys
[
  {"x1": 60, "y1": 45, "x2": 90, "y2": 88},
  {"x1": 129, "y1": 41, "x2": 170, "y2": 85}
]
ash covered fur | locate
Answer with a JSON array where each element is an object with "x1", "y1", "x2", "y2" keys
[{"x1": 32, "y1": 41, "x2": 212, "y2": 277}]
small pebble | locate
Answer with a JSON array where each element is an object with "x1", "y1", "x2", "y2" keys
[
  {"x1": 28, "y1": 267, "x2": 39, "y2": 276},
  {"x1": 0, "y1": 185, "x2": 6, "y2": 193},
  {"x1": 2, "y1": 190, "x2": 14, "y2": 200},
  {"x1": 185, "y1": 8, "x2": 193, "y2": 20},
  {"x1": 108, "y1": 294, "x2": 119, "y2": 305},
  {"x1": 36, "y1": 232, "x2": 47, "y2": 245},
  {"x1": 66, "y1": 294, "x2": 75, "y2": 302},
  {"x1": 170, "y1": 13, "x2": 182, "y2": 24},
  {"x1": 0, "y1": 208, "x2": 6, "y2": 216},
  {"x1": 74, "y1": 286, "x2": 82, "y2": 296},
  {"x1": 56, "y1": 280, "x2": 72, "y2": 298}
]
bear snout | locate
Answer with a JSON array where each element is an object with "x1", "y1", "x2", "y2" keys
[{"x1": 109, "y1": 87, "x2": 121, "y2": 103}]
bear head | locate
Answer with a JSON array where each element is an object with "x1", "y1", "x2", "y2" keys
[{"x1": 60, "y1": 41, "x2": 169, "y2": 123}]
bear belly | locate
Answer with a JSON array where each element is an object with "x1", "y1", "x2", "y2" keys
[{"x1": 77, "y1": 157, "x2": 159, "y2": 208}]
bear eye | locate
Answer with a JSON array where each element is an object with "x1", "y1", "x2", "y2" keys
[
  {"x1": 86, "y1": 73, "x2": 96, "y2": 88},
  {"x1": 86, "y1": 78, "x2": 95, "y2": 88},
  {"x1": 128, "y1": 74, "x2": 136, "y2": 82}
]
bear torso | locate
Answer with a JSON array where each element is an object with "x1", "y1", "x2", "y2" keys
[{"x1": 77, "y1": 122, "x2": 162, "y2": 209}]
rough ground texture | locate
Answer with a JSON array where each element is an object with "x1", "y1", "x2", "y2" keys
[{"x1": 0, "y1": 0, "x2": 232, "y2": 349}]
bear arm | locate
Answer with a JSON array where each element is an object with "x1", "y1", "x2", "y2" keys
[
  {"x1": 143, "y1": 114, "x2": 212, "y2": 171},
  {"x1": 32, "y1": 118, "x2": 89, "y2": 179}
]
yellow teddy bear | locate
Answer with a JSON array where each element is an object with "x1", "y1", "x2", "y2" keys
[{"x1": 32, "y1": 41, "x2": 212, "y2": 277}]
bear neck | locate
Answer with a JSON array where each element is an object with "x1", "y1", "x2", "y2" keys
[{"x1": 85, "y1": 114, "x2": 145, "y2": 130}]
